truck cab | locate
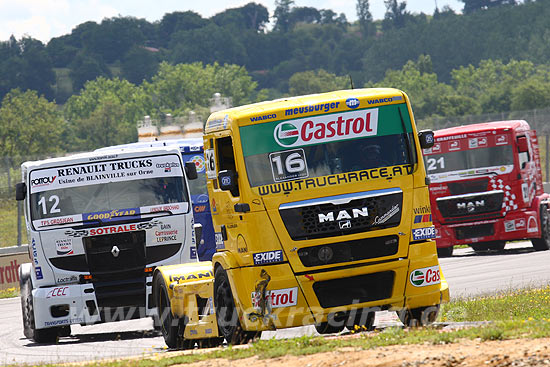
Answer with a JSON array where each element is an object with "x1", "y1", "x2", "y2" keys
[
  {"x1": 16, "y1": 147, "x2": 198, "y2": 343},
  {"x1": 424, "y1": 120, "x2": 550, "y2": 256},
  {"x1": 152, "y1": 88, "x2": 450, "y2": 349}
]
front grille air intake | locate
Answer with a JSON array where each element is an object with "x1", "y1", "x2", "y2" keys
[{"x1": 280, "y1": 188, "x2": 403, "y2": 241}]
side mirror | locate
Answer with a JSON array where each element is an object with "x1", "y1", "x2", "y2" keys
[
  {"x1": 517, "y1": 136, "x2": 529, "y2": 153},
  {"x1": 185, "y1": 162, "x2": 198, "y2": 180},
  {"x1": 15, "y1": 182, "x2": 26, "y2": 201},
  {"x1": 193, "y1": 222, "x2": 203, "y2": 247},
  {"x1": 418, "y1": 130, "x2": 435, "y2": 149},
  {"x1": 218, "y1": 170, "x2": 237, "y2": 191}
]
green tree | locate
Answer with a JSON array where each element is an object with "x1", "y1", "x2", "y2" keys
[
  {"x1": 121, "y1": 46, "x2": 159, "y2": 84},
  {"x1": 212, "y1": 3, "x2": 269, "y2": 31},
  {"x1": 356, "y1": 0, "x2": 375, "y2": 38},
  {"x1": 144, "y1": 62, "x2": 257, "y2": 115},
  {"x1": 383, "y1": 0, "x2": 409, "y2": 29},
  {"x1": 273, "y1": 0, "x2": 295, "y2": 32},
  {"x1": 64, "y1": 77, "x2": 151, "y2": 150},
  {"x1": 288, "y1": 69, "x2": 349, "y2": 95},
  {"x1": 168, "y1": 23, "x2": 247, "y2": 66},
  {"x1": 366, "y1": 55, "x2": 478, "y2": 119},
  {"x1": 69, "y1": 51, "x2": 112, "y2": 92},
  {"x1": 511, "y1": 78, "x2": 550, "y2": 111},
  {"x1": 451, "y1": 59, "x2": 540, "y2": 113},
  {"x1": 0, "y1": 89, "x2": 65, "y2": 159},
  {"x1": 0, "y1": 37, "x2": 55, "y2": 101},
  {"x1": 460, "y1": 0, "x2": 517, "y2": 14},
  {"x1": 159, "y1": 11, "x2": 210, "y2": 46}
]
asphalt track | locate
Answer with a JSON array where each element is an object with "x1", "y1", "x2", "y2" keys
[{"x1": 1, "y1": 241, "x2": 548, "y2": 365}]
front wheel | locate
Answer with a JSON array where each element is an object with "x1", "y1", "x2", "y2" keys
[
  {"x1": 154, "y1": 275, "x2": 189, "y2": 349},
  {"x1": 397, "y1": 305, "x2": 440, "y2": 327},
  {"x1": 437, "y1": 246, "x2": 453, "y2": 258},
  {"x1": 532, "y1": 205, "x2": 550, "y2": 251},
  {"x1": 20, "y1": 276, "x2": 59, "y2": 343},
  {"x1": 214, "y1": 266, "x2": 259, "y2": 345}
]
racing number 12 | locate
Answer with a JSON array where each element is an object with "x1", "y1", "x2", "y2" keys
[{"x1": 38, "y1": 195, "x2": 61, "y2": 215}]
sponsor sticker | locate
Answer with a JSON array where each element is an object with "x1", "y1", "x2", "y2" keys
[
  {"x1": 448, "y1": 140, "x2": 460, "y2": 151},
  {"x1": 251, "y1": 287, "x2": 298, "y2": 309},
  {"x1": 215, "y1": 232, "x2": 225, "y2": 249},
  {"x1": 190, "y1": 246, "x2": 197, "y2": 260},
  {"x1": 253, "y1": 250, "x2": 283, "y2": 265},
  {"x1": 84, "y1": 208, "x2": 140, "y2": 223},
  {"x1": 412, "y1": 226, "x2": 436, "y2": 241},
  {"x1": 346, "y1": 98, "x2": 360, "y2": 109},
  {"x1": 410, "y1": 265, "x2": 441, "y2": 287},
  {"x1": 273, "y1": 108, "x2": 379, "y2": 148},
  {"x1": 55, "y1": 239, "x2": 73, "y2": 256},
  {"x1": 35, "y1": 266, "x2": 43, "y2": 280},
  {"x1": 495, "y1": 134, "x2": 508, "y2": 145},
  {"x1": 188, "y1": 155, "x2": 205, "y2": 173},
  {"x1": 373, "y1": 204, "x2": 400, "y2": 225},
  {"x1": 504, "y1": 220, "x2": 516, "y2": 232},
  {"x1": 46, "y1": 286, "x2": 69, "y2": 298},
  {"x1": 414, "y1": 214, "x2": 432, "y2": 224},
  {"x1": 195, "y1": 194, "x2": 209, "y2": 204}
]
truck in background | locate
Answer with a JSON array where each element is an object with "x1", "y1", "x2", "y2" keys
[
  {"x1": 152, "y1": 88, "x2": 449, "y2": 349},
  {"x1": 16, "y1": 146, "x2": 198, "y2": 343},
  {"x1": 423, "y1": 120, "x2": 550, "y2": 257},
  {"x1": 96, "y1": 138, "x2": 216, "y2": 261}
]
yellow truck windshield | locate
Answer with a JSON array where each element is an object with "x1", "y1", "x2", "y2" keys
[{"x1": 240, "y1": 103, "x2": 415, "y2": 187}]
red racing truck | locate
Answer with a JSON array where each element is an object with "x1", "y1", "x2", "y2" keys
[{"x1": 423, "y1": 120, "x2": 550, "y2": 257}]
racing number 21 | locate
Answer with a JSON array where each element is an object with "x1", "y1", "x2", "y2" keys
[{"x1": 38, "y1": 195, "x2": 61, "y2": 215}]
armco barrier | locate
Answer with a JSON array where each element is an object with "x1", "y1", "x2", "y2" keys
[{"x1": 0, "y1": 245, "x2": 29, "y2": 291}]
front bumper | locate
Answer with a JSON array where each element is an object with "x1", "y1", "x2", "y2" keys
[
  {"x1": 32, "y1": 276, "x2": 155, "y2": 330},
  {"x1": 435, "y1": 210, "x2": 540, "y2": 248}
]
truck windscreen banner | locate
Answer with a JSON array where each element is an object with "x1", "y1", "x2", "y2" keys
[{"x1": 29, "y1": 154, "x2": 183, "y2": 194}]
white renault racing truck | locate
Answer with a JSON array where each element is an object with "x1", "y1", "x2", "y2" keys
[{"x1": 15, "y1": 147, "x2": 198, "y2": 343}]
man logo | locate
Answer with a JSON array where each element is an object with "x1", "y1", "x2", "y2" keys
[
  {"x1": 339, "y1": 220, "x2": 351, "y2": 229},
  {"x1": 274, "y1": 123, "x2": 299, "y2": 146}
]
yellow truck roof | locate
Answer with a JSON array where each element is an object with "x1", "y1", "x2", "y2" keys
[{"x1": 205, "y1": 88, "x2": 407, "y2": 133}]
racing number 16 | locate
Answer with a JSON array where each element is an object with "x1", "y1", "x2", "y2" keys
[{"x1": 269, "y1": 148, "x2": 308, "y2": 182}]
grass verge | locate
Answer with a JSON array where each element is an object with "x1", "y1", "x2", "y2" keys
[
  {"x1": 34, "y1": 286, "x2": 549, "y2": 367},
  {"x1": 0, "y1": 287, "x2": 19, "y2": 299}
]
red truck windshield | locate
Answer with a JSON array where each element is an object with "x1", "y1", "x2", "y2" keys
[{"x1": 424, "y1": 144, "x2": 514, "y2": 175}]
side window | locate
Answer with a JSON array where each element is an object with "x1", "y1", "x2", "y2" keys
[
  {"x1": 217, "y1": 136, "x2": 239, "y2": 197},
  {"x1": 517, "y1": 136, "x2": 530, "y2": 169}
]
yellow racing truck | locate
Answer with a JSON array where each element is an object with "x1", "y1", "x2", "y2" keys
[{"x1": 153, "y1": 88, "x2": 449, "y2": 348}]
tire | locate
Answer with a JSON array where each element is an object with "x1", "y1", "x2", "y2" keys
[
  {"x1": 470, "y1": 243, "x2": 490, "y2": 253},
  {"x1": 315, "y1": 313, "x2": 346, "y2": 334},
  {"x1": 154, "y1": 275, "x2": 180, "y2": 349},
  {"x1": 20, "y1": 276, "x2": 58, "y2": 343},
  {"x1": 397, "y1": 305, "x2": 440, "y2": 327},
  {"x1": 437, "y1": 246, "x2": 453, "y2": 258},
  {"x1": 490, "y1": 241, "x2": 506, "y2": 252},
  {"x1": 214, "y1": 266, "x2": 259, "y2": 345},
  {"x1": 532, "y1": 206, "x2": 550, "y2": 251},
  {"x1": 345, "y1": 308, "x2": 375, "y2": 332},
  {"x1": 58, "y1": 325, "x2": 71, "y2": 337},
  {"x1": 198, "y1": 337, "x2": 224, "y2": 348},
  {"x1": 315, "y1": 321, "x2": 345, "y2": 334}
]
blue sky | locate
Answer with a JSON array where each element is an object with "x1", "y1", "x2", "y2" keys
[{"x1": 0, "y1": 0, "x2": 463, "y2": 43}]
